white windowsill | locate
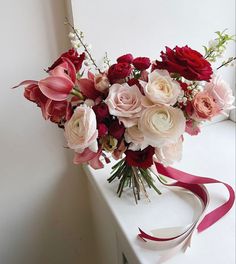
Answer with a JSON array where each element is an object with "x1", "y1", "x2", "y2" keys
[{"x1": 83, "y1": 120, "x2": 235, "y2": 264}]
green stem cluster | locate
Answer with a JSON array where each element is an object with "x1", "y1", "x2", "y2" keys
[{"x1": 108, "y1": 159, "x2": 161, "y2": 203}]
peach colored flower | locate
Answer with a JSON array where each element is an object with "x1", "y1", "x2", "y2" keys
[
  {"x1": 138, "y1": 105, "x2": 186, "y2": 147},
  {"x1": 205, "y1": 75, "x2": 235, "y2": 115},
  {"x1": 155, "y1": 137, "x2": 183, "y2": 166},
  {"x1": 192, "y1": 91, "x2": 220, "y2": 120},
  {"x1": 144, "y1": 70, "x2": 181, "y2": 105},
  {"x1": 64, "y1": 105, "x2": 98, "y2": 153},
  {"x1": 94, "y1": 73, "x2": 110, "y2": 93},
  {"x1": 124, "y1": 125, "x2": 148, "y2": 151},
  {"x1": 105, "y1": 83, "x2": 144, "y2": 127}
]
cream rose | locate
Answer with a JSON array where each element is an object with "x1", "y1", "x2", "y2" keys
[
  {"x1": 64, "y1": 105, "x2": 98, "y2": 153},
  {"x1": 138, "y1": 105, "x2": 186, "y2": 147},
  {"x1": 155, "y1": 137, "x2": 183, "y2": 166},
  {"x1": 105, "y1": 83, "x2": 144, "y2": 127},
  {"x1": 205, "y1": 75, "x2": 235, "y2": 115},
  {"x1": 144, "y1": 70, "x2": 181, "y2": 105},
  {"x1": 124, "y1": 125, "x2": 148, "y2": 151}
]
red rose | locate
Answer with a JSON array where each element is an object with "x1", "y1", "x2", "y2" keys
[
  {"x1": 133, "y1": 57, "x2": 151, "y2": 70},
  {"x1": 97, "y1": 123, "x2": 108, "y2": 137},
  {"x1": 48, "y1": 49, "x2": 85, "y2": 72},
  {"x1": 125, "y1": 146, "x2": 155, "y2": 169},
  {"x1": 107, "y1": 63, "x2": 132, "y2": 83},
  {"x1": 117, "y1": 53, "x2": 133, "y2": 64},
  {"x1": 93, "y1": 103, "x2": 110, "y2": 122},
  {"x1": 153, "y1": 46, "x2": 213, "y2": 81},
  {"x1": 109, "y1": 119, "x2": 125, "y2": 140}
]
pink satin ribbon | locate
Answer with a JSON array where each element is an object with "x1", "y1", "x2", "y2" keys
[{"x1": 138, "y1": 162, "x2": 235, "y2": 242}]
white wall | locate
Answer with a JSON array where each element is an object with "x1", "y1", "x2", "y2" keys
[
  {"x1": 0, "y1": 1, "x2": 96, "y2": 264},
  {"x1": 71, "y1": 0, "x2": 235, "y2": 101}
]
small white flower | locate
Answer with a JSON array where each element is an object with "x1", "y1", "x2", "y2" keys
[{"x1": 68, "y1": 32, "x2": 76, "y2": 39}]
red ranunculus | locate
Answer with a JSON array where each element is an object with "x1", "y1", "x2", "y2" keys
[
  {"x1": 133, "y1": 57, "x2": 151, "y2": 70},
  {"x1": 109, "y1": 119, "x2": 125, "y2": 140},
  {"x1": 125, "y1": 146, "x2": 155, "y2": 169},
  {"x1": 107, "y1": 63, "x2": 132, "y2": 83},
  {"x1": 48, "y1": 49, "x2": 85, "y2": 72},
  {"x1": 93, "y1": 103, "x2": 110, "y2": 122},
  {"x1": 153, "y1": 46, "x2": 213, "y2": 81},
  {"x1": 97, "y1": 123, "x2": 108, "y2": 137},
  {"x1": 117, "y1": 53, "x2": 133, "y2": 64}
]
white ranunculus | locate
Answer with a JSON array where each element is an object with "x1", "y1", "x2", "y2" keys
[
  {"x1": 138, "y1": 105, "x2": 186, "y2": 147},
  {"x1": 124, "y1": 125, "x2": 148, "y2": 151},
  {"x1": 144, "y1": 70, "x2": 181, "y2": 105},
  {"x1": 155, "y1": 137, "x2": 183, "y2": 166},
  {"x1": 64, "y1": 105, "x2": 98, "y2": 153}
]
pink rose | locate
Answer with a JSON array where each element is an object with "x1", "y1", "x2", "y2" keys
[
  {"x1": 138, "y1": 105, "x2": 186, "y2": 147},
  {"x1": 64, "y1": 105, "x2": 98, "y2": 153},
  {"x1": 155, "y1": 137, "x2": 183, "y2": 166},
  {"x1": 105, "y1": 83, "x2": 144, "y2": 127},
  {"x1": 192, "y1": 91, "x2": 220, "y2": 120},
  {"x1": 205, "y1": 75, "x2": 235, "y2": 115},
  {"x1": 94, "y1": 73, "x2": 110, "y2": 93}
]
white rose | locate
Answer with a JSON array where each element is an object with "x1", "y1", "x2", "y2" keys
[
  {"x1": 124, "y1": 125, "x2": 148, "y2": 151},
  {"x1": 105, "y1": 83, "x2": 144, "y2": 127},
  {"x1": 138, "y1": 105, "x2": 186, "y2": 147},
  {"x1": 64, "y1": 105, "x2": 98, "y2": 153},
  {"x1": 144, "y1": 70, "x2": 181, "y2": 105},
  {"x1": 155, "y1": 137, "x2": 183, "y2": 166}
]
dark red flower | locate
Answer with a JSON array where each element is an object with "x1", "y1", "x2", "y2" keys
[
  {"x1": 152, "y1": 46, "x2": 213, "y2": 81},
  {"x1": 97, "y1": 123, "x2": 108, "y2": 137},
  {"x1": 127, "y1": 78, "x2": 144, "y2": 94},
  {"x1": 47, "y1": 49, "x2": 85, "y2": 72},
  {"x1": 125, "y1": 146, "x2": 155, "y2": 169},
  {"x1": 133, "y1": 57, "x2": 151, "y2": 70},
  {"x1": 117, "y1": 53, "x2": 133, "y2": 64},
  {"x1": 107, "y1": 63, "x2": 132, "y2": 83},
  {"x1": 93, "y1": 103, "x2": 110, "y2": 122},
  {"x1": 109, "y1": 119, "x2": 125, "y2": 140}
]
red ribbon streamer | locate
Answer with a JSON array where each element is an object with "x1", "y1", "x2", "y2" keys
[{"x1": 139, "y1": 162, "x2": 235, "y2": 242}]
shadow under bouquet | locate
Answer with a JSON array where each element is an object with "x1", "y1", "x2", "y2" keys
[{"x1": 14, "y1": 24, "x2": 235, "y2": 204}]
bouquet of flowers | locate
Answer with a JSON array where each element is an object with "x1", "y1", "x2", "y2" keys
[{"x1": 14, "y1": 22, "x2": 235, "y2": 204}]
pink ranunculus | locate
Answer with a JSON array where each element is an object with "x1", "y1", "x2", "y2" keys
[
  {"x1": 105, "y1": 83, "x2": 144, "y2": 127},
  {"x1": 94, "y1": 73, "x2": 110, "y2": 93},
  {"x1": 191, "y1": 91, "x2": 220, "y2": 121},
  {"x1": 155, "y1": 137, "x2": 183, "y2": 166},
  {"x1": 64, "y1": 105, "x2": 98, "y2": 153},
  {"x1": 205, "y1": 75, "x2": 235, "y2": 115},
  {"x1": 138, "y1": 105, "x2": 186, "y2": 147}
]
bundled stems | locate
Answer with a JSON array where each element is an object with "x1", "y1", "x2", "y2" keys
[{"x1": 108, "y1": 159, "x2": 162, "y2": 203}]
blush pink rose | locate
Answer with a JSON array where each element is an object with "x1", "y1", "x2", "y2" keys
[
  {"x1": 205, "y1": 75, "x2": 235, "y2": 115},
  {"x1": 138, "y1": 105, "x2": 186, "y2": 147},
  {"x1": 155, "y1": 137, "x2": 183, "y2": 166},
  {"x1": 192, "y1": 91, "x2": 220, "y2": 121},
  {"x1": 105, "y1": 83, "x2": 144, "y2": 127},
  {"x1": 64, "y1": 105, "x2": 98, "y2": 153}
]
